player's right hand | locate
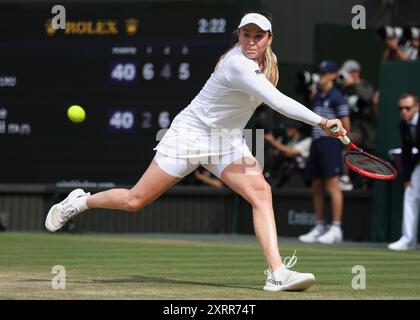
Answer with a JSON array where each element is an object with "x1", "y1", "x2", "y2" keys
[{"x1": 319, "y1": 118, "x2": 347, "y2": 139}]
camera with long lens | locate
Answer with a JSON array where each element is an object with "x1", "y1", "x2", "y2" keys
[
  {"x1": 377, "y1": 26, "x2": 404, "y2": 40},
  {"x1": 377, "y1": 25, "x2": 420, "y2": 60},
  {"x1": 404, "y1": 26, "x2": 420, "y2": 41},
  {"x1": 377, "y1": 25, "x2": 420, "y2": 42},
  {"x1": 335, "y1": 70, "x2": 349, "y2": 86}
]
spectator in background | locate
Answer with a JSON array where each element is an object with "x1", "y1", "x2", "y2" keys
[
  {"x1": 337, "y1": 60, "x2": 375, "y2": 145},
  {"x1": 299, "y1": 60, "x2": 350, "y2": 244},
  {"x1": 388, "y1": 92, "x2": 420, "y2": 251},
  {"x1": 337, "y1": 60, "x2": 374, "y2": 118},
  {"x1": 264, "y1": 119, "x2": 312, "y2": 188}
]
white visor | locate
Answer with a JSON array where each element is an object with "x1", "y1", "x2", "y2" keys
[{"x1": 238, "y1": 13, "x2": 272, "y2": 33}]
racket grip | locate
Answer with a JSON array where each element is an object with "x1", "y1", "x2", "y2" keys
[
  {"x1": 342, "y1": 135, "x2": 351, "y2": 145},
  {"x1": 330, "y1": 124, "x2": 351, "y2": 145}
]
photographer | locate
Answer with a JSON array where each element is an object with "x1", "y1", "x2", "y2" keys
[
  {"x1": 264, "y1": 119, "x2": 312, "y2": 188},
  {"x1": 381, "y1": 26, "x2": 419, "y2": 61},
  {"x1": 336, "y1": 60, "x2": 375, "y2": 147}
]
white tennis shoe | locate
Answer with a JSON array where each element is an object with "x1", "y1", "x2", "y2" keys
[
  {"x1": 317, "y1": 227, "x2": 343, "y2": 244},
  {"x1": 263, "y1": 264, "x2": 315, "y2": 292},
  {"x1": 388, "y1": 237, "x2": 416, "y2": 251},
  {"x1": 299, "y1": 227, "x2": 325, "y2": 243},
  {"x1": 45, "y1": 189, "x2": 90, "y2": 232},
  {"x1": 263, "y1": 251, "x2": 315, "y2": 292}
]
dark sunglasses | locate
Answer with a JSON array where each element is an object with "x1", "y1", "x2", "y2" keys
[{"x1": 398, "y1": 105, "x2": 416, "y2": 112}]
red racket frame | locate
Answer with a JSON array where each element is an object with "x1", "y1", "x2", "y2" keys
[{"x1": 344, "y1": 142, "x2": 397, "y2": 180}]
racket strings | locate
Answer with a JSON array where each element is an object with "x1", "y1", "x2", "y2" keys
[{"x1": 345, "y1": 152, "x2": 395, "y2": 176}]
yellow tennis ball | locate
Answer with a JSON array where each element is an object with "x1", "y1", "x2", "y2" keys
[{"x1": 67, "y1": 105, "x2": 86, "y2": 123}]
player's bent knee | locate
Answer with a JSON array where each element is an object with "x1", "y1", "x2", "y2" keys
[
  {"x1": 248, "y1": 183, "x2": 272, "y2": 207},
  {"x1": 126, "y1": 191, "x2": 145, "y2": 213}
]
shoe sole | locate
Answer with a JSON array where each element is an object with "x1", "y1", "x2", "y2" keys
[
  {"x1": 263, "y1": 275, "x2": 315, "y2": 292},
  {"x1": 45, "y1": 203, "x2": 59, "y2": 232},
  {"x1": 45, "y1": 189, "x2": 85, "y2": 232},
  {"x1": 388, "y1": 246, "x2": 415, "y2": 251}
]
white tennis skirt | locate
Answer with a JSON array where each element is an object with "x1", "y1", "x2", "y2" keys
[{"x1": 153, "y1": 107, "x2": 255, "y2": 178}]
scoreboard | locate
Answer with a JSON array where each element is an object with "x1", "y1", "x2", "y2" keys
[{"x1": 0, "y1": 1, "x2": 254, "y2": 185}]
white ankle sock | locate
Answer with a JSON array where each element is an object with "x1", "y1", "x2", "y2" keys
[
  {"x1": 74, "y1": 194, "x2": 89, "y2": 212},
  {"x1": 315, "y1": 220, "x2": 325, "y2": 233},
  {"x1": 332, "y1": 221, "x2": 342, "y2": 230}
]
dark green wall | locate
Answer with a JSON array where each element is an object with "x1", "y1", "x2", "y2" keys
[
  {"x1": 372, "y1": 61, "x2": 420, "y2": 242},
  {"x1": 314, "y1": 24, "x2": 384, "y2": 88}
]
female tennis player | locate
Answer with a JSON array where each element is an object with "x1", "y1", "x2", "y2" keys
[{"x1": 46, "y1": 12, "x2": 346, "y2": 292}]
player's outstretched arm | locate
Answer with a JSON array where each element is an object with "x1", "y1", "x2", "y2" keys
[{"x1": 226, "y1": 55, "x2": 347, "y2": 140}]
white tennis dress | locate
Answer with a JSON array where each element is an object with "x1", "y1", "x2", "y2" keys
[{"x1": 153, "y1": 46, "x2": 322, "y2": 178}]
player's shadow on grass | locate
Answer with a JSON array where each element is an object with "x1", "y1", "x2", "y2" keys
[
  {"x1": 91, "y1": 275, "x2": 260, "y2": 291},
  {"x1": 21, "y1": 275, "x2": 260, "y2": 291}
]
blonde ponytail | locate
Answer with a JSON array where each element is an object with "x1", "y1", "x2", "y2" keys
[{"x1": 263, "y1": 45, "x2": 279, "y2": 87}]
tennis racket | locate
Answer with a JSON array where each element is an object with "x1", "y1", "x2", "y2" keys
[{"x1": 331, "y1": 125, "x2": 397, "y2": 180}]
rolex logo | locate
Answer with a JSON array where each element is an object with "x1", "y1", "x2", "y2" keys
[
  {"x1": 45, "y1": 19, "x2": 119, "y2": 36},
  {"x1": 126, "y1": 18, "x2": 139, "y2": 36}
]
